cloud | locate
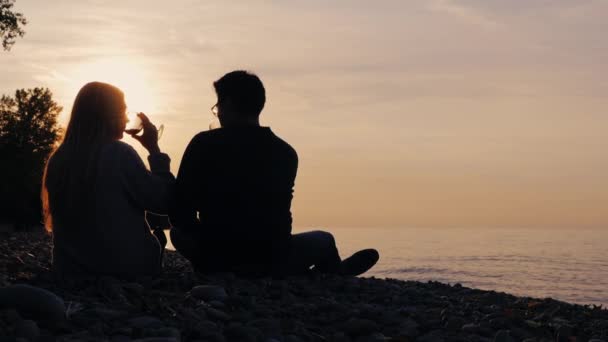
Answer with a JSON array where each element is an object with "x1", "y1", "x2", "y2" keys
[
  {"x1": 427, "y1": 0, "x2": 592, "y2": 27},
  {"x1": 427, "y1": 0, "x2": 500, "y2": 28}
]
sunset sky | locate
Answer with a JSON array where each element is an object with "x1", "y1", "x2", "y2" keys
[{"x1": 2, "y1": 0, "x2": 607, "y2": 229}]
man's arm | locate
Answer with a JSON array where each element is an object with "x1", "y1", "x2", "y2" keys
[
  {"x1": 284, "y1": 148, "x2": 298, "y2": 236},
  {"x1": 169, "y1": 135, "x2": 204, "y2": 231},
  {"x1": 271, "y1": 145, "x2": 298, "y2": 240}
]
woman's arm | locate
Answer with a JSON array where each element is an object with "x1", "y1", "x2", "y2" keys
[
  {"x1": 121, "y1": 112, "x2": 175, "y2": 214},
  {"x1": 120, "y1": 144, "x2": 175, "y2": 214}
]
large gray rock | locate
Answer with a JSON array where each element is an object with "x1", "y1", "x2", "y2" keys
[
  {"x1": 15, "y1": 319, "x2": 40, "y2": 340},
  {"x1": 0, "y1": 284, "x2": 66, "y2": 324}
]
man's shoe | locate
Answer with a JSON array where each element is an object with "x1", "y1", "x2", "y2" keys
[{"x1": 338, "y1": 249, "x2": 379, "y2": 276}]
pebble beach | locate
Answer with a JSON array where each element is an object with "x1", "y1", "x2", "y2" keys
[{"x1": 1, "y1": 231, "x2": 607, "y2": 342}]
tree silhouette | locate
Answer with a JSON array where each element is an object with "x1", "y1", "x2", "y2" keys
[
  {"x1": 0, "y1": 88, "x2": 62, "y2": 228},
  {"x1": 1, "y1": 0, "x2": 27, "y2": 51}
]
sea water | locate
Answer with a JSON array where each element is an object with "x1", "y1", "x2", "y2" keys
[{"x1": 166, "y1": 227, "x2": 608, "y2": 307}]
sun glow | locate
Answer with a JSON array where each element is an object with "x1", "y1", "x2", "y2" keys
[{"x1": 66, "y1": 56, "x2": 158, "y2": 118}]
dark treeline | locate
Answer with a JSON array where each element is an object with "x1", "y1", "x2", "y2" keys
[{"x1": 0, "y1": 88, "x2": 62, "y2": 229}]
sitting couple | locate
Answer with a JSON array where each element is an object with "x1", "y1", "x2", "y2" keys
[{"x1": 42, "y1": 70, "x2": 379, "y2": 278}]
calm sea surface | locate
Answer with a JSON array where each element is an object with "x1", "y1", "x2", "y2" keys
[{"x1": 167, "y1": 227, "x2": 608, "y2": 307}]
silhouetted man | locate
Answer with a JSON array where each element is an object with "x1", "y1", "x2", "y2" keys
[{"x1": 170, "y1": 70, "x2": 378, "y2": 276}]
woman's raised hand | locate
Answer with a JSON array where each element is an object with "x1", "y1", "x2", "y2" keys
[{"x1": 129, "y1": 113, "x2": 161, "y2": 154}]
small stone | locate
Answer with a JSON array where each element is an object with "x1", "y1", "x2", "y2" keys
[
  {"x1": 461, "y1": 323, "x2": 480, "y2": 333},
  {"x1": 331, "y1": 332, "x2": 352, "y2": 342},
  {"x1": 342, "y1": 318, "x2": 379, "y2": 337},
  {"x1": 524, "y1": 320, "x2": 541, "y2": 329},
  {"x1": 193, "y1": 320, "x2": 226, "y2": 341},
  {"x1": 88, "y1": 321, "x2": 105, "y2": 336},
  {"x1": 122, "y1": 282, "x2": 145, "y2": 295},
  {"x1": 398, "y1": 305, "x2": 419, "y2": 316},
  {"x1": 151, "y1": 327, "x2": 181, "y2": 338},
  {"x1": 284, "y1": 335, "x2": 304, "y2": 342},
  {"x1": 206, "y1": 307, "x2": 231, "y2": 321},
  {"x1": 556, "y1": 324, "x2": 573, "y2": 342},
  {"x1": 417, "y1": 330, "x2": 444, "y2": 342},
  {"x1": 493, "y1": 330, "x2": 515, "y2": 342},
  {"x1": 195, "y1": 320, "x2": 219, "y2": 333},
  {"x1": 397, "y1": 318, "x2": 419, "y2": 337},
  {"x1": 445, "y1": 317, "x2": 466, "y2": 331},
  {"x1": 111, "y1": 335, "x2": 132, "y2": 342},
  {"x1": 89, "y1": 307, "x2": 129, "y2": 321},
  {"x1": 112, "y1": 327, "x2": 134, "y2": 337},
  {"x1": 224, "y1": 323, "x2": 259, "y2": 342},
  {"x1": 248, "y1": 318, "x2": 282, "y2": 337},
  {"x1": 197, "y1": 331, "x2": 225, "y2": 342},
  {"x1": 209, "y1": 300, "x2": 226, "y2": 309},
  {"x1": 191, "y1": 285, "x2": 228, "y2": 301},
  {"x1": 15, "y1": 320, "x2": 40, "y2": 340},
  {"x1": 128, "y1": 316, "x2": 164, "y2": 329},
  {"x1": 489, "y1": 315, "x2": 509, "y2": 328},
  {"x1": 355, "y1": 333, "x2": 386, "y2": 342}
]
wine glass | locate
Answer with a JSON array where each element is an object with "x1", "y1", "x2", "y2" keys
[
  {"x1": 125, "y1": 112, "x2": 164, "y2": 140},
  {"x1": 209, "y1": 119, "x2": 221, "y2": 130},
  {"x1": 208, "y1": 104, "x2": 221, "y2": 130}
]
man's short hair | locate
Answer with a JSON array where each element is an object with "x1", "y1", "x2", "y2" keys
[{"x1": 213, "y1": 70, "x2": 266, "y2": 118}]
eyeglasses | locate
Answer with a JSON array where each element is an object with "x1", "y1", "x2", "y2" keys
[{"x1": 211, "y1": 104, "x2": 219, "y2": 117}]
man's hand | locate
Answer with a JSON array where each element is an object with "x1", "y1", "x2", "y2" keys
[{"x1": 129, "y1": 113, "x2": 161, "y2": 154}]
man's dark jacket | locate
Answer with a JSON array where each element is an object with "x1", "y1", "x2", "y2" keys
[{"x1": 170, "y1": 126, "x2": 298, "y2": 270}]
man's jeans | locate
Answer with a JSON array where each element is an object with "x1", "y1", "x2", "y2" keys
[
  {"x1": 281, "y1": 230, "x2": 341, "y2": 275},
  {"x1": 170, "y1": 228, "x2": 341, "y2": 276}
]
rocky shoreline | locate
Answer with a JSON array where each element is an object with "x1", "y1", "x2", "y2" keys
[{"x1": 1, "y1": 231, "x2": 607, "y2": 342}]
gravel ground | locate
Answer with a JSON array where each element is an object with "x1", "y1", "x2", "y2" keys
[{"x1": 1, "y1": 231, "x2": 607, "y2": 342}]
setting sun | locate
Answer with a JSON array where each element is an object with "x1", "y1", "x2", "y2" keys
[{"x1": 66, "y1": 56, "x2": 158, "y2": 120}]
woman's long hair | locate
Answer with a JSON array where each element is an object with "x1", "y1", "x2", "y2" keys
[{"x1": 42, "y1": 82, "x2": 126, "y2": 232}]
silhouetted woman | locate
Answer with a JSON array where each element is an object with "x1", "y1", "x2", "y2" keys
[{"x1": 42, "y1": 82, "x2": 174, "y2": 277}]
